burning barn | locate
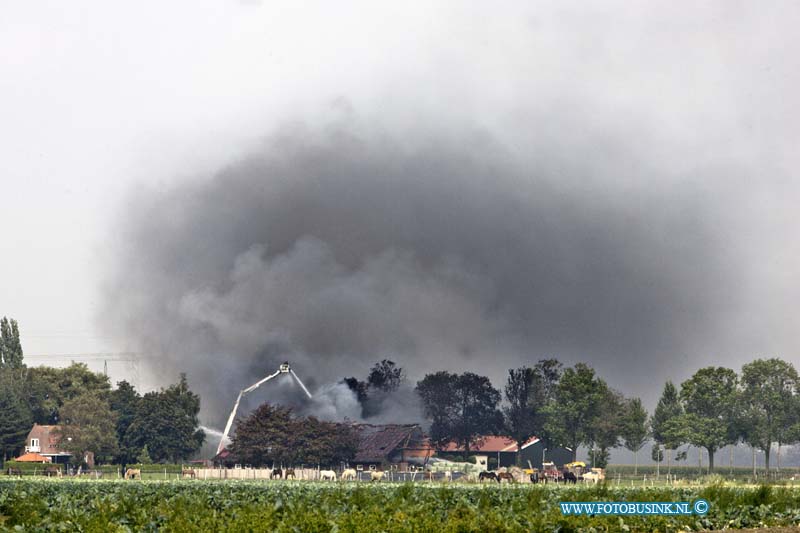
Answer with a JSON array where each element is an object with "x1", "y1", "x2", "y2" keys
[{"x1": 351, "y1": 424, "x2": 434, "y2": 469}]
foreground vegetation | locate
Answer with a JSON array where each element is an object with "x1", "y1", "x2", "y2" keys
[{"x1": 2, "y1": 479, "x2": 800, "y2": 532}]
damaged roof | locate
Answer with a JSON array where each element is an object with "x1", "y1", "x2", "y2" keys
[{"x1": 352, "y1": 424, "x2": 424, "y2": 463}]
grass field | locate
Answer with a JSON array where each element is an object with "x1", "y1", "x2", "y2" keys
[{"x1": 3, "y1": 478, "x2": 800, "y2": 532}]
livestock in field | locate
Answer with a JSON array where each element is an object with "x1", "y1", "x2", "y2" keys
[
  {"x1": 284, "y1": 468, "x2": 295, "y2": 479},
  {"x1": 6, "y1": 467, "x2": 21, "y2": 476},
  {"x1": 497, "y1": 472, "x2": 515, "y2": 483},
  {"x1": 562, "y1": 470, "x2": 577, "y2": 484},
  {"x1": 582, "y1": 468, "x2": 605, "y2": 484},
  {"x1": 271, "y1": 468, "x2": 283, "y2": 479},
  {"x1": 530, "y1": 470, "x2": 539, "y2": 484},
  {"x1": 341, "y1": 468, "x2": 357, "y2": 480},
  {"x1": 370, "y1": 471, "x2": 385, "y2": 482},
  {"x1": 182, "y1": 468, "x2": 196, "y2": 479},
  {"x1": 124, "y1": 468, "x2": 141, "y2": 480},
  {"x1": 320, "y1": 470, "x2": 337, "y2": 481},
  {"x1": 479, "y1": 471, "x2": 499, "y2": 483},
  {"x1": 43, "y1": 466, "x2": 61, "y2": 477}
]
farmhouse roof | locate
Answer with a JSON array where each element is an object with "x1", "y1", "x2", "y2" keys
[
  {"x1": 25, "y1": 424, "x2": 70, "y2": 456},
  {"x1": 353, "y1": 424, "x2": 425, "y2": 463}
]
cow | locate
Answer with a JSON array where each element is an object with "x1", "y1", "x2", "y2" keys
[
  {"x1": 562, "y1": 470, "x2": 577, "y2": 484},
  {"x1": 370, "y1": 471, "x2": 385, "y2": 482},
  {"x1": 6, "y1": 467, "x2": 22, "y2": 476},
  {"x1": 182, "y1": 467, "x2": 196, "y2": 479},
  {"x1": 271, "y1": 468, "x2": 283, "y2": 480},
  {"x1": 124, "y1": 468, "x2": 141, "y2": 480},
  {"x1": 341, "y1": 468, "x2": 357, "y2": 481},
  {"x1": 284, "y1": 468, "x2": 295, "y2": 480},
  {"x1": 479, "y1": 471, "x2": 499, "y2": 483},
  {"x1": 320, "y1": 470, "x2": 337, "y2": 481},
  {"x1": 443, "y1": 471, "x2": 452, "y2": 482},
  {"x1": 530, "y1": 471, "x2": 539, "y2": 484}
]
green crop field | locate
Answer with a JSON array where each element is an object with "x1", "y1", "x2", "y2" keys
[{"x1": 3, "y1": 479, "x2": 800, "y2": 532}]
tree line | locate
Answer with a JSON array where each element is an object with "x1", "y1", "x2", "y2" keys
[
  {"x1": 368, "y1": 356, "x2": 800, "y2": 473},
  {"x1": 0, "y1": 317, "x2": 205, "y2": 465}
]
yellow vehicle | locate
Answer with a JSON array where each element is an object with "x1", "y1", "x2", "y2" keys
[{"x1": 564, "y1": 461, "x2": 586, "y2": 476}]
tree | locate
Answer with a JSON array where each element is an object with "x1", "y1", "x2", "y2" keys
[
  {"x1": 24, "y1": 363, "x2": 112, "y2": 424},
  {"x1": 126, "y1": 375, "x2": 205, "y2": 463},
  {"x1": 342, "y1": 377, "x2": 369, "y2": 404},
  {"x1": 344, "y1": 359, "x2": 407, "y2": 418},
  {"x1": 621, "y1": 397, "x2": 649, "y2": 475},
  {"x1": 109, "y1": 380, "x2": 142, "y2": 464},
  {"x1": 739, "y1": 358, "x2": 798, "y2": 471},
  {"x1": 651, "y1": 381, "x2": 684, "y2": 474},
  {"x1": 503, "y1": 359, "x2": 562, "y2": 465},
  {"x1": 0, "y1": 370, "x2": 32, "y2": 460},
  {"x1": 679, "y1": 366, "x2": 739, "y2": 472},
  {"x1": 588, "y1": 386, "x2": 625, "y2": 469},
  {"x1": 0, "y1": 317, "x2": 23, "y2": 369},
  {"x1": 230, "y1": 403, "x2": 358, "y2": 466},
  {"x1": 367, "y1": 359, "x2": 404, "y2": 392},
  {"x1": 137, "y1": 445, "x2": 153, "y2": 464},
  {"x1": 55, "y1": 392, "x2": 119, "y2": 464},
  {"x1": 545, "y1": 363, "x2": 605, "y2": 461},
  {"x1": 416, "y1": 371, "x2": 503, "y2": 453}
]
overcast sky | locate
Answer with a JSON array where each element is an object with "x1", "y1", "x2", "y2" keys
[{"x1": 2, "y1": 1, "x2": 800, "y2": 411}]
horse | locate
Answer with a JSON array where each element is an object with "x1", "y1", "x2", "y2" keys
[
  {"x1": 479, "y1": 471, "x2": 499, "y2": 483},
  {"x1": 124, "y1": 468, "x2": 141, "y2": 480},
  {"x1": 284, "y1": 468, "x2": 295, "y2": 480},
  {"x1": 182, "y1": 467, "x2": 196, "y2": 479},
  {"x1": 270, "y1": 468, "x2": 283, "y2": 480},
  {"x1": 497, "y1": 472, "x2": 515, "y2": 483},
  {"x1": 341, "y1": 468, "x2": 357, "y2": 481},
  {"x1": 370, "y1": 471, "x2": 385, "y2": 482},
  {"x1": 562, "y1": 470, "x2": 577, "y2": 484},
  {"x1": 582, "y1": 468, "x2": 605, "y2": 484},
  {"x1": 43, "y1": 465, "x2": 61, "y2": 477},
  {"x1": 320, "y1": 470, "x2": 337, "y2": 481},
  {"x1": 6, "y1": 467, "x2": 22, "y2": 476}
]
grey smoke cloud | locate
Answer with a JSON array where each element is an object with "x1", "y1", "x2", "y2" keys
[
  {"x1": 101, "y1": 119, "x2": 747, "y2": 424},
  {"x1": 95, "y1": 2, "x2": 800, "y2": 426}
]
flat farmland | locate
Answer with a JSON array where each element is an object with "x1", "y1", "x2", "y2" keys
[{"x1": 3, "y1": 479, "x2": 800, "y2": 532}]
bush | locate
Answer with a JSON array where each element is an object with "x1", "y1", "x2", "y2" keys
[{"x1": 2, "y1": 461, "x2": 63, "y2": 476}]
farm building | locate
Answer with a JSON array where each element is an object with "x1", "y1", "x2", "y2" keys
[
  {"x1": 21, "y1": 424, "x2": 72, "y2": 465},
  {"x1": 439, "y1": 436, "x2": 536, "y2": 468},
  {"x1": 352, "y1": 424, "x2": 434, "y2": 469}
]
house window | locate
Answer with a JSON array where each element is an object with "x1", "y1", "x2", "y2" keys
[{"x1": 31, "y1": 438, "x2": 39, "y2": 448}]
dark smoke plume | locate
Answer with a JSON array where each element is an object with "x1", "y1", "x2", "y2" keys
[{"x1": 100, "y1": 119, "x2": 738, "y2": 425}]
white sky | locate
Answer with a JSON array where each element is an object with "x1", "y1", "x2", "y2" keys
[{"x1": 2, "y1": 1, "x2": 799, "y2": 391}]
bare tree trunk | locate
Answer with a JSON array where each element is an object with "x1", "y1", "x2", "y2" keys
[
  {"x1": 708, "y1": 448, "x2": 714, "y2": 473},
  {"x1": 634, "y1": 449, "x2": 638, "y2": 476},
  {"x1": 752, "y1": 446, "x2": 756, "y2": 479},
  {"x1": 765, "y1": 446, "x2": 771, "y2": 472}
]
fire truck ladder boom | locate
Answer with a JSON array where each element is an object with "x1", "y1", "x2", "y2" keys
[{"x1": 216, "y1": 362, "x2": 312, "y2": 455}]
